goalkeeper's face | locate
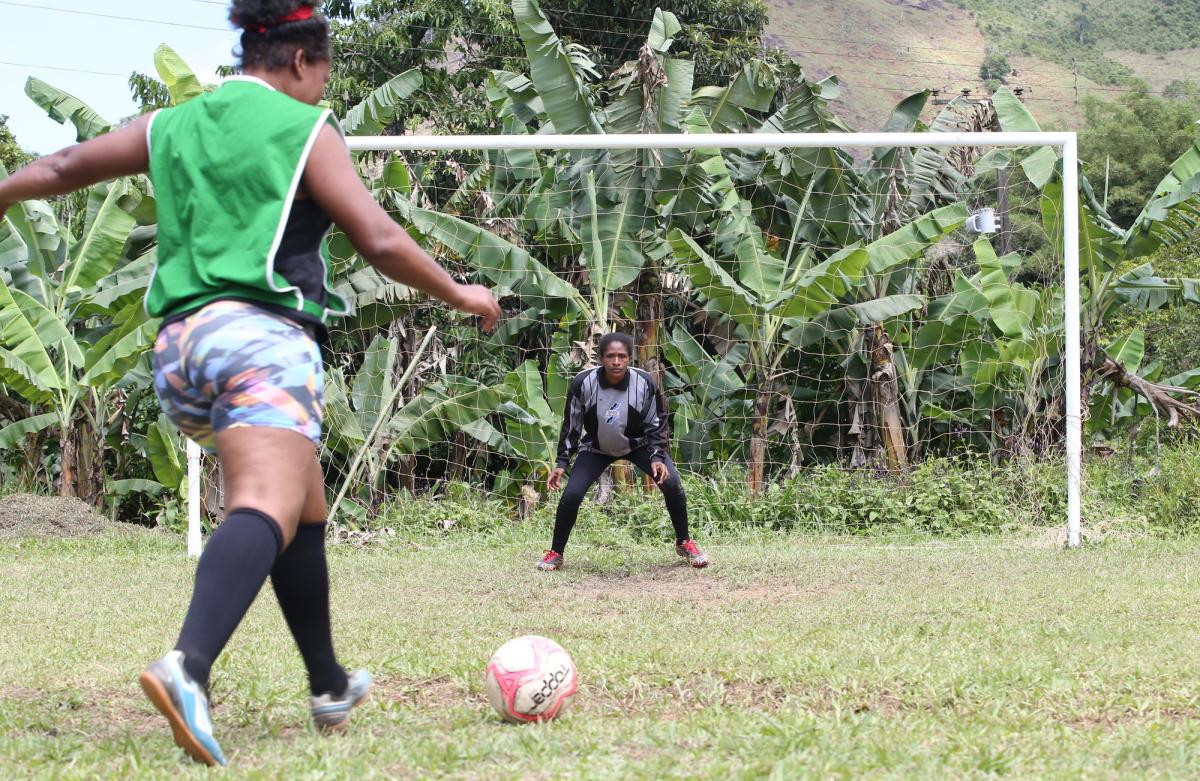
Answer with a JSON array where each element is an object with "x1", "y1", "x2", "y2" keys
[{"x1": 601, "y1": 344, "x2": 630, "y2": 382}]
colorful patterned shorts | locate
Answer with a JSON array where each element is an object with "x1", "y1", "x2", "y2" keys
[{"x1": 153, "y1": 300, "x2": 323, "y2": 452}]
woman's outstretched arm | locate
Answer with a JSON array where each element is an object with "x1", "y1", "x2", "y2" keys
[
  {"x1": 302, "y1": 123, "x2": 500, "y2": 331},
  {"x1": 0, "y1": 114, "x2": 153, "y2": 220}
]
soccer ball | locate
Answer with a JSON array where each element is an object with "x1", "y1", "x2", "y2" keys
[{"x1": 484, "y1": 635, "x2": 577, "y2": 723}]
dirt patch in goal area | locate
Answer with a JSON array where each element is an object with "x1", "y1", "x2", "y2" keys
[{"x1": 0, "y1": 494, "x2": 143, "y2": 540}]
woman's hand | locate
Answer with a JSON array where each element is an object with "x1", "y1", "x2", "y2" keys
[
  {"x1": 452, "y1": 283, "x2": 501, "y2": 332},
  {"x1": 547, "y1": 467, "x2": 566, "y2": 491}
]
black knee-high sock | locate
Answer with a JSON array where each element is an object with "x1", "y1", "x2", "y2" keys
[
  {"x1": 174, "y1": 508, "x2": 282, "y2": 687},
  {"x1": 270, "y1": 523, "x2": 348, "y2": 697},
  {"x1": 627, "y1": 449, "x2": 690, "y2": 543},
  {"x1": 551, "y1": 452, "x2": 612, "y2": 554}
]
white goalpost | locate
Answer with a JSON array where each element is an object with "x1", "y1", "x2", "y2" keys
[{"x1": 186, "y1": 131, "x2": 1082, "y2": 554}]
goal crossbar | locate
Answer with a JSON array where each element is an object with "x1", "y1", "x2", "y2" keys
[{"x1": 345, "y1": 131, "x2": 1076, "y2": 152}]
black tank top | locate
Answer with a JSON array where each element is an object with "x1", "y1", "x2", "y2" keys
[{"x1": 271, "y1": 198, "x2": 335, "y2": 335}]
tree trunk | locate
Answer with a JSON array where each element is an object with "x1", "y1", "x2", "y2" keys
[
  {"x1": 394, "y1": 317, "x2": 419, "y2": 502},
  {"x1": 867, "y1": 325, "x2": 908, "y2": 472},
  {"x1": 447, "y1": 431, "x2": 470, "y2": 484},
  {"x1": 57, "y1": 428, "x2": 76, "y2": 498},
  {"x1": 847, "y1": 376, "x2": 875, "y2": 469},
  {"x1": 611, "y1": 460, "x2": 636, "y2": 491},
  {"x1": 595, "y1": 466, "x2": 614, "y2": 505},
  {"x1": 636, "y1": 268, "x2": 665, "y2": 494},
  {"x1": 748, "y1": 381, "x2": 772, "y2": 494},
  {"x1": 517, "y1": 484, "x2": 540, "y2": 522},
  {"x1": 19, "y1": 429, "x2": 44, "y2": 492},
  {"x1": 56, "y1": 413, "x2": 105, "y2": 507},
  {"x1": 77, "y1": 417, "x2": 103, "y2": 508},
  {"x1": 203, "y1": 456, "x2": 225, "y2": 523},
  {"x1": 397, "y1": 454, "x2": 416, "y2": 497}
]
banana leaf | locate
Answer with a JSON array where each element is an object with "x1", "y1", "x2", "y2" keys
[
  {"x1": 24, "y1": 77, "x2": 111, "y2": 141},
  {"x1": 511, "y1": 0, "x2": 599, "y2": 135},
  {"x1": 340, "y1": 69, "x2": 423, "y2": 136},
  {"x1": 154, "y1": 44, "x2": 206, "y2": 106}
]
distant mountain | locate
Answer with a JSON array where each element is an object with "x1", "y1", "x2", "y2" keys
[{"x1": 765, "y1": 0, "x2": 1200, "y2": 130}]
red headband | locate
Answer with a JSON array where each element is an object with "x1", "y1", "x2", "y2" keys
[{"x1": 248, "y1": 5, "x2": 314, "y2": 33}]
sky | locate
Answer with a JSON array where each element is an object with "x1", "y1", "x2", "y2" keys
[{"x1": 2, "y1": 0, "x2": 241, "y2": 155}]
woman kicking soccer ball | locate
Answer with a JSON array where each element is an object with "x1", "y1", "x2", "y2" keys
[{"x1": 0, "y1": 0, "x2": 499, "y2": 765}]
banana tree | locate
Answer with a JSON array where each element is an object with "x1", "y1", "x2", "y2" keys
[
  {"x1": 471, "y1": 359, "x2": 561, "y2": 511},
  {"x1": 662, "y1": 324, "x2": 748, "y2": 467},
  {"x1": 0, "y1": 51, "x2": 228, "y2": 505},
  {"x1": 0, "y1": 169, "x2": 159, "y2": 504},
  {"x1": 323, "y1": 330, "x2": 519, "y2": 519},
  {"x1": 107, "y1": 412, "x2": 188, "y2": 520},
  {"x1": 668, "y1": 223, "x2": 870, "y2": 490},
  {"x1": 1123, "y1": 137, "x2": 1200, "y2": 255},
  {"x1": 987, "y1": 89, "x2": 1200, "y2": 437},
  {"x1": 496, "y1": 1, "x2": 682, "y2": 336},
  {"x1": 902, "y1": 237, "x2": 1060, "y2": 457}
]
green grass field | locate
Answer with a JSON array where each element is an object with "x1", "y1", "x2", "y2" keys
[{"x1": 3, "y1": 528, "x2": 1200, "y2": 779}]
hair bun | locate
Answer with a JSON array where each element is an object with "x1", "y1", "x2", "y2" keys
[{"x1": 229, "y1": 0, "x2": 314, "y2": 31}]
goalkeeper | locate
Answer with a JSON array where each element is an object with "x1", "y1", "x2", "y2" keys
[{"x1": 539, "y1": 332, "x2": 710, "y2": 571}]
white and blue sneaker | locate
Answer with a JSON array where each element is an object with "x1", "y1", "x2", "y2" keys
[
  {"x1": 310, "y1": 669, "x2": 372, "y2": 732},
  {"x1": 139, "y1": 650, "x2": 226, "y2": 766}
]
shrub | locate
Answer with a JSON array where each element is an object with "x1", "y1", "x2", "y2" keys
[{"x1": 362, "y1": 448, "x2": 1200, "y2": 540}]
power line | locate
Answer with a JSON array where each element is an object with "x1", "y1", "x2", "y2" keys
[
  {"x1": 0, "y1": 0, "x2": 232, "y2": 31},
  {"x1": 0, "y1": 60, "x2": 128, "y2": 77},
  {"x1": 340, "y1": 2, "x2": 1003, "y2": 57},
  {"x1": 23, "y1": 0, "x2": 1195, "y2": 88}
]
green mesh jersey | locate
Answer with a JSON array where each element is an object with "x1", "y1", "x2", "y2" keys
[{"x1": 145, "y1": 76, "x2": 350, "y2": 324}]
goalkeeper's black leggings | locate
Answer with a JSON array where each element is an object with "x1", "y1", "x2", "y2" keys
[{"x1": 551, "y1": 448, "x2": 689, "y2": 554}]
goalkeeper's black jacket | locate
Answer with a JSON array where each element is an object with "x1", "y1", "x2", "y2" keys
[{"x1": 554, "y1": 366, "x2": 670, "y2": 468}]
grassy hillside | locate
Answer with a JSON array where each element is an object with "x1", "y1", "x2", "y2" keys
[
  {"x1": 764, "y1": 0, "x2": 1200, "y2": 132},
  {"x1": 953, "y1": 0, "x2": 1200, "y2": 84}
]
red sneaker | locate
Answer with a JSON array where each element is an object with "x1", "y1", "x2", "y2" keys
[
  {"x1": 537, "y1": 550, "x2": 564, "y2": 571},
  {"x1": 675, "y1": 539, "x2": 710, "y2": 568}
]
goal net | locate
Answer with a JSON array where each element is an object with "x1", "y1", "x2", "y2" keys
[{"x1": 193, "y1": 129, "x2": 1081, "y2": 547}]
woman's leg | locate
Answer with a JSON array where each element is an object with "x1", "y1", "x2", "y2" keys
[
  {"x1": 268, "y1": 455, "x2": 349, "y2": 697},
  {"x1": 627, "y1": 448, "x2": 690, "y2": 543},
  {"x1": 142, "y1": 303, "x2": 337, "y2": 764},
  {"x1": 550, "y1": 451, "x2": 615, "y2": 554},
  {"x1": 172, "y1": 427, "x2": 316, "y2": 689}
]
